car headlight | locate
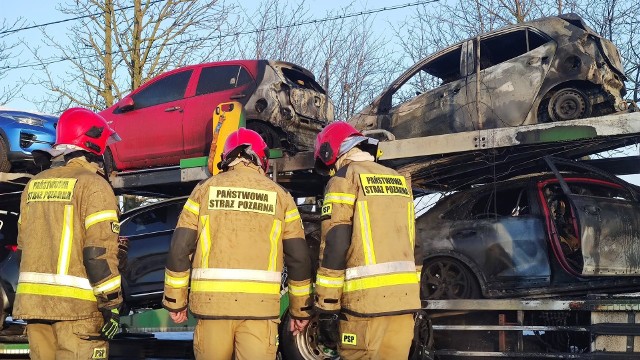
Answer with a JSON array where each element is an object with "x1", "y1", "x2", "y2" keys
[{"x1": 8, "y1": 116, "x2": 45, "y2": 127}]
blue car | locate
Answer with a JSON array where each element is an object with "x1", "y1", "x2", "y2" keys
[{"x1": 0, "y1": 109, "x2": 57, "y2": 173}]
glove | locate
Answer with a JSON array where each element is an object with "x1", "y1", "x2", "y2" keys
[
  {"x1": 317, "y1": 313, "x2": 340, "y2": 348},
  {"x1": 100, "y1": 307, "x2": 120, "y2": 340}
]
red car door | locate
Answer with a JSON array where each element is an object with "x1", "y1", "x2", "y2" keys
[
  {"x1": 110, "y1": 70, "x2": 193, "y2": 169},
  {"x1": 181, "y1": 63, "x2": 257, "y2": 157}
]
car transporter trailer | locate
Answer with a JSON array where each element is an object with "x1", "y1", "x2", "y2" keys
[{"x1": 3, "y1": 110, "x2": 640, "y2": 358}]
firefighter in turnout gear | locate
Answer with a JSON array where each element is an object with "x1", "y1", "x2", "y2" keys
[
  {"x1": 14, "y1": 108, "x2": 123, "y2": 360},
  {"x1": 314, "y1": 121, "x2": 421, "y2": 359},
  {"x1": 163, "y1": 128, "x2": 313, "y2": 360}
]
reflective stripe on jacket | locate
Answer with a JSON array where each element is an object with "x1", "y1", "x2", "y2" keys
[
  {"x1": 14, "y1": 157, "x2": 122, "y2": 321},
  {"x1": 162, "y1": 163, "x2": 313, "y2": 319},
  {"x1": 316, "y1": 158, "x2": 421, "y2": 316}
]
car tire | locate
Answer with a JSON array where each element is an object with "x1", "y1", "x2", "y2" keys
[
  {"x1": 0, "y1": 286, "x2": 7, "y2": 331},
  {"x1": 279, "y1": 311, "x2": 338, "y2": 360},
  {"x1": 0, "y1": 139, "x2": 12, "y2": 173},
  {"x1": 247, "y1": 121, "x2": 282, "y2": 149},
  {"x1": 103, "y1": 147, "x2": 117, "y2": 176},
  {"x1": 548, "y1": 88, "x2": 591, "y2": 122},
  {"x1": 421, "y1": 257, "x2": 481, "y2": 300}
]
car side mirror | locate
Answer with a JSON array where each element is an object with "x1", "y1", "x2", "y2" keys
[{"x1": 118, "y1": 97, "x2": 135, "y2": 112}]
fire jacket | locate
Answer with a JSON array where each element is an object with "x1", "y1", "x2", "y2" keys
[
  {"x1": 315, "y1": 158, "x2": 421, "y2": 317},
  {"x1": 14, "y1": 157, "x2": 122, "y2": 321},
  {"x1": 162, "y1": 162, "x2": 313, "y2": 319}
]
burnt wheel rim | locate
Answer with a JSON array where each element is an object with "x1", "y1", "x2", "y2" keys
[
  {"x1": 294, "y1": 317, "x2": 338, "y2": 359},
  {"x1": 550, "y1": 89, "x2": 587, "y2": 121},
  {"x1": 422, "y1": 258, "x2": 475, "y2": 299}
]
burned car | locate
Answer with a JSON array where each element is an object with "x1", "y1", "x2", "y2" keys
[
  {"x1": 417, "y1": 164, "x2": 640, "y2": 300},
  {"x1": 100, "y1": 60, "x2": 334, "y2": 171},
  {"x1": 350, "y1": 13, "x2": 628, "y2": 139}
]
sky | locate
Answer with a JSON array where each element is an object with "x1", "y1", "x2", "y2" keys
[{"x1": 1, "y1": 0, "x2": 416, "y2": 112}]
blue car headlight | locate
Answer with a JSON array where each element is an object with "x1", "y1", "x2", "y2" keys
[{"x1": 6, "y1": 115, "x2": 45, "y2": 127}]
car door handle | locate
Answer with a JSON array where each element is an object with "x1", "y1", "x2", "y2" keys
[
  {"x1": 230, "y1": 93, "x2": 246, "y2": 100},
  {"x1": 164, "y1": 106, "x2": 182, "y2": 112}
]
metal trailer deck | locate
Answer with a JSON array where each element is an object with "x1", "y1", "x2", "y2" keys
[{"x1": 107, "y1": 110, "x2": 640, "y2": 196}]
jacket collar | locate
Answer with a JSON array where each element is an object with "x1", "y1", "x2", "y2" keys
[
  {"x1": 65, "y1": 156, "x2": 103, "y2": 175},
  {"x1": 227, "y1": 161, "x2": 265, "y2": 175}
]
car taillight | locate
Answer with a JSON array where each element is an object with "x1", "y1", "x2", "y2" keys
[{"x1": 4, "y1": 245, "x2": 17, "y2": 252}]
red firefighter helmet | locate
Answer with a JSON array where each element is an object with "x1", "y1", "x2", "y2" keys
[
  {"x1": 314, "y1": 121, "x2": 364, "y2": 168},
  {"x1": 51, "y1": 107, "x2": 120, "y2": 156},
  {"x1": 221, "y1": 128, "x2": 269, "y2": 171}
]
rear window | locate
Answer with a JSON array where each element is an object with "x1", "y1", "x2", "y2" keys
[
  {"x1": 280, "y1": 68, "x2": 325, "y2": 93},
  {"x1": 196, "y1": 65, "x2": 254, "y2": 96},
  {"x1": 479, "y1": 29, "x2": 549, "y2": 70}
]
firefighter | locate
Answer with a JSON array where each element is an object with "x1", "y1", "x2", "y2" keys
[
  {"x1": 14, "y1": 108, "x2": 123, "y2": 360},
  {"x1": 313, "y1": 121, "x2": 422, "y2": 359},
  {"x1": 163, "y1": 128, "x2": 313, "y2": 360}
]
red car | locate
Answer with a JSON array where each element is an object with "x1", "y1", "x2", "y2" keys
[{"x1": 99, "y1": 60, "x2": 334, "y2": 171}]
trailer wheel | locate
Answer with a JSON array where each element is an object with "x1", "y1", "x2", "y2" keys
[
  {"x1": 421, "y1": 257, "x2": 480, "y2": 300},
  {"x1": 279, "y1": 311, "x2": 338, "y2": 360}
]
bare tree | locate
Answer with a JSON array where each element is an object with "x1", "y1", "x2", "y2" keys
[
  {"x1": 25, "y1": 0, "x2": 237, "y2": 113},
  {"x1": 570, "y1": 0, "x2": 640, "y2": 102},
  {"x1": 235, "y1": 0, "x2": 395, "y2": 120},
  {"x1": 0, "y1": 19, "x2": 26, "y2": 106}
]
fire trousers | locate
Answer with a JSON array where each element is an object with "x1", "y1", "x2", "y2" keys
[
  {"x1": 193, "y1": 318, "x2": 279, "y2": 360},
  {"x1": 338, "y1": 313, "x2": 415, "y2": 360},
  {"x1": 26, "y1": 315, "x2": 107, "y2": 360}
]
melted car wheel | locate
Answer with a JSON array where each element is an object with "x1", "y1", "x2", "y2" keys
[
  {"x1": 248, "y1": 121, "x2": 282, "y2": 149},
  {"x1": 548, "y1": 88, "x2": 591, "y2": 121},
  {"x1": 279, "y1": 311, "x2": 338, "y2": 360},
  {"x1": 421, "y1": 258, "x2": 480, "y2": 300}
]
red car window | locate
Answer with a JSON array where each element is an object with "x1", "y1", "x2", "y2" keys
[{"x1": 133, "y1": 70, "x2": 193, "y2": 109}]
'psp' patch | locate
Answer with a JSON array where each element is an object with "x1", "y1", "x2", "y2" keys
[
  {"x1": 342, "y1": 333, "x2": 357, "y2": 345},
  {"x1": 321, "y1": 203, "x2": 332, "y2": 219},
  {"x1": 111, "y1": 222, "x2": 120, "y2": 233},
  {"x1": 92, "y1": 347, "x2": 107, "y2": 359}
]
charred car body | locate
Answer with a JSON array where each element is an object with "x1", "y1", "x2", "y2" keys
[
  {"x1": 417, "y1": 160, "x2": 640, "y2": 300},
  {"x1": 350, "y1": 13, "x2": 627, "y2": 139},
  {"x1": 100, "y1": 60, "x2": 334, "y2": 171}
]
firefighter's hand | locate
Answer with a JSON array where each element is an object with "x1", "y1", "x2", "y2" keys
[
  {"x1": 289, "y1": 318, "x2": 310, "y2": 336},
  {"x1": 170, "y1": 309, "x2": 188, "y2": 324},
  {"x1": 100, "y1": 308, "x2": 120, "y2": 340}
]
